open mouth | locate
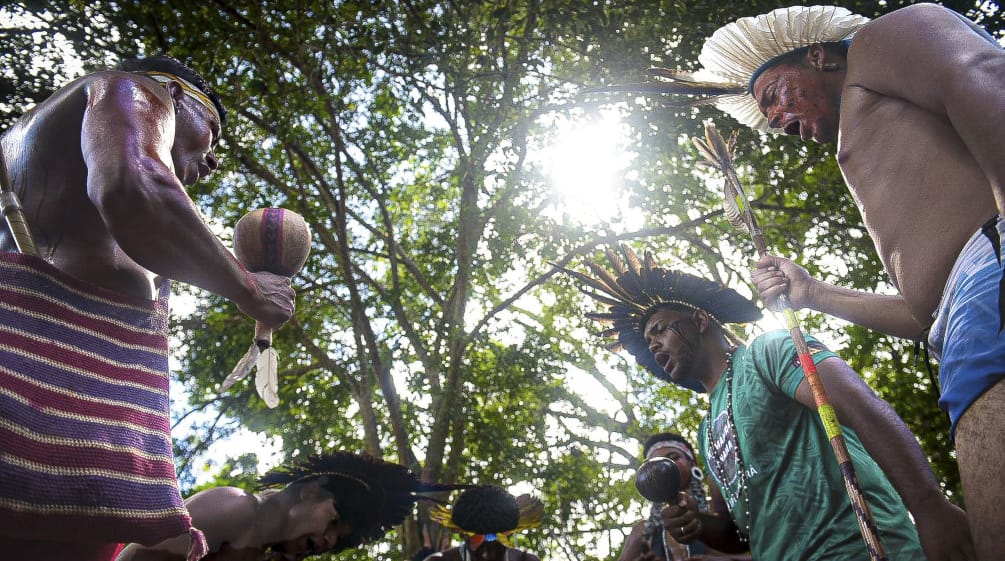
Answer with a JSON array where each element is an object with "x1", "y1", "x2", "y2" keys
[
  {"x1": 783, "y1": 120, "x2": 801, "y2": 136},
  {"x1": 654, "y1": 352, "x2": 672, "y2": 373}
]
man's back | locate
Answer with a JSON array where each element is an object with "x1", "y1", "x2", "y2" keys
[{"x1": 837, "y1": 4, "x2": 1001, "y2": 321}]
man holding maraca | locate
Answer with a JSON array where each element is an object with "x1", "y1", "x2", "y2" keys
[{"x1": 0, "y1": 54, "x2": 295, "y2": 560}]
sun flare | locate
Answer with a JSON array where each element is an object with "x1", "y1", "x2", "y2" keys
[{"x1": 543, "y1": 110, "x2": 640, "y2": 228}]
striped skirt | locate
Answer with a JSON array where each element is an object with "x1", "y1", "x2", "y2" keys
[{"x1": 0, "y1": 251, "x2": 194, "y2": 547}]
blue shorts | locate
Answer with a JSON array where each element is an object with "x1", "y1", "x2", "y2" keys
[{"x1": 928, "y1": 217, "x2": 1005, "y2": 437}]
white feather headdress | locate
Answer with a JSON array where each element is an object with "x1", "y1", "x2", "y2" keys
[{"x1": 585, "y1": 6, "x2": 870, "y2": 132}]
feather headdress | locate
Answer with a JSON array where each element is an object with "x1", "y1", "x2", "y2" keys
[
  {"x1": 430, "y1": 485, "x2": 543, "y2": 549},
  {"x1": 583, "y1": 6, "x2": 869, "y2": 131},
  {"x1": 559, "y1": 244, "x2": 761, "y2": 390},
  {"x1": 259, "y1": 452, "x2": 466, "y2": 551}
]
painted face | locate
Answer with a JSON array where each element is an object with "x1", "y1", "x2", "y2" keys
[
  {"x1": 643, "y1": 308, "x2": 701, "y2": 384},
  {"x1": 646, "y1": 442, "x2": 695, "y2": 487},
  {"x1": 170, "y1": 94, "x2": 220, "y2": 185},
  {"x1": 752, "y1": 63, "x2": 839, "y2": 144},
  {"x1": 467, "y1": 539, "x2": 510, "y2": 561},
  {"x1": 277, "y1": 492, "x2": 354, "y2": 558}
]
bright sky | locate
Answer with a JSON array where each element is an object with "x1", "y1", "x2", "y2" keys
[{"x1": 540, "y1": 108, "x2": 644, "y2": 230}]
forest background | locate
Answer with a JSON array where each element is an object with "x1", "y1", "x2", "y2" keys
[{"x1": 3, "y1": 1, "x2": 1002, "y2": 559}]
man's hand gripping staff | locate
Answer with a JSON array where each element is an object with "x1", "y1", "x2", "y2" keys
[
  {"x1": 693, "y1": 123, "x2": 888, "y2": 561},
  {"x1": 220, "y1": 208, "x2": 311, "y2": 408}
]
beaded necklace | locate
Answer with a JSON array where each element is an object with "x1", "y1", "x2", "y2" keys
[{"x1": 705, "y1": 347, "x2": 751, "y2": 542}]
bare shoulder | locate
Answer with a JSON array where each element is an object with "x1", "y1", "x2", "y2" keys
[
  {"x1": 865, "y1": 3, "x2": 957, "y2": 29},
  {"x1": 186, "y1": 486, "x2": 259, "y2": 520},
  {"x1": 859, "y1": 3, "x2": 968, "y2": 42},
  {"x1": 36, "y1": 70, "x2": 166, "y2": 106},
  {"x1": 851, "y1": 3, "x2": 988, "y2": 63},
  {"x1": 850, "y1": 5, "x2": 931, "y2": 59},
  {"x1": 2, "y1": 70, "x2": 168, "y2": 148},
  {"x1": 81, "y1": 70, "x2": 174, "y2": 111},
  {"x1": 184, "y1": 487, "x2": 261, "y2": 549},
  {"x1": 844, "y1": 3, "x2": 994, "y2": 109}
]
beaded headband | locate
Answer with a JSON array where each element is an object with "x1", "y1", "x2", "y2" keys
[
  {"x1": 142, "y1": 70, "x2": 222, "y2": 124},
  {"x1": 645, "y1": 440, "x2": 694, "y2": 461}
]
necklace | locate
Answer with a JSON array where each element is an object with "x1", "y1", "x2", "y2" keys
[{"x1": 705, "y1": 346, "x2": 751, "y2": 542}]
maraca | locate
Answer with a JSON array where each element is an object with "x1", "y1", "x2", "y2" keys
[
  {"x1": 220, "y1": 208, "x2": 311, "y2": 408},
  {"x1": 635, "y1": 456, "x2": 683, "y2": 503}
]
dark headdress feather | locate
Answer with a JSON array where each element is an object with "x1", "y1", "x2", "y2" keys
[
  {"x1": 258, "y1": 452, "x2": 467, "y2": 550},
  {"x1": 558, "y1": 244, "x2": 761, "y2": 391},
  {"x1": 580, "y1": 67, "x2": 746, "y2": 108},
  {"x1": 430, "y1": 485, "x2": 544, "y2": 542}
]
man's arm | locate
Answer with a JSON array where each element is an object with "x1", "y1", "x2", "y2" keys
[
  {"x1": 850, "y1": 4, "x2": 1005, "y2": 217},
  {"x1": 752, "y1": 254, "x2": 929, "y2": 339},
  {"x1": 80, "y1": 74, "x2": 292, "y2": 328},
  {"x1": 794, "y1": 356, "x2": 974, "y2": 561}
]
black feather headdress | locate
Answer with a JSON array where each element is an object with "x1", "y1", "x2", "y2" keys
[
  {"x1": 560, "y1": 244, "x2": 761, "y2": 390},
  {"x1": 259, "y1": 452, "x2": 467, "y2": 550},
  {"x1": 430, "y1": 485, "x2": 544, "y2": 546}
]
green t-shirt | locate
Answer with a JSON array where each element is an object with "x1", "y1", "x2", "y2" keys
[{"x1": 698, "y1": 330, "x2": 924, "y2": 561}]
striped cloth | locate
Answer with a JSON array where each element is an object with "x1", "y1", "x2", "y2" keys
[{"x1": 0, "y1": 251, "x2": 200, "y2": 552}]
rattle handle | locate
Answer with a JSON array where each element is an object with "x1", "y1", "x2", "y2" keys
[{"x1": 254, "y1": 321, "x2": 272, "y2": 349}]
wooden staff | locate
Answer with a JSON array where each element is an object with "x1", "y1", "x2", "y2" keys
[
  {"x1": 0, "y1": 145, "x2": 39, "y2": 256},
  {"x1": 693, "y1": 122, "x2": 888, "y2": 561}
]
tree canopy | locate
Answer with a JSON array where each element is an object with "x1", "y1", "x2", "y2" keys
[{"x1": 3, "y1": 1, "x2": 1001, "y2": 559}]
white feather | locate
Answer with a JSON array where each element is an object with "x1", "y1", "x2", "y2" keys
[
  {"x1": 255, "y1": 347, "x2": 280, "y2": 408},
  {"x1": 221, "y1": 344, "x2": 260, "y2": 390}
]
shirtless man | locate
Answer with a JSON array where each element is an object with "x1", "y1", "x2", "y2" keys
[
  {"x1": 1, "y1": 56, "x2": 293, "y2": 316},
  {"x1": 117, "y1": 452, "x2": 435, "y2": 561},
  {"x1": 0, "y1": 55, "x2": 294, "y2": 559},
  {"x1": 695, "y1": 5, "x2": 1003, "y2": 560}
]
